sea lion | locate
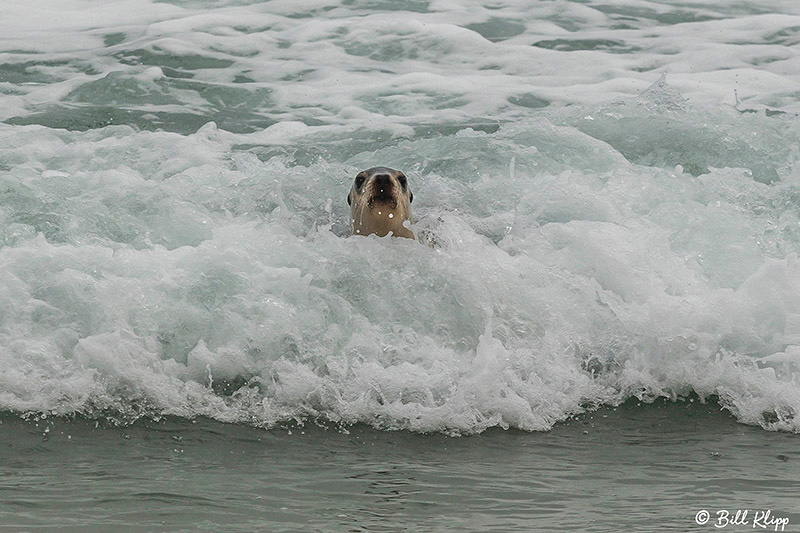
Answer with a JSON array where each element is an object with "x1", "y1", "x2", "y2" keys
[{"x1": 347, "y1": 167, "x2": 414, "y2": 239}]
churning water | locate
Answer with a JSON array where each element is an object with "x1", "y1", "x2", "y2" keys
[{"x1": 1, "y1": 0, "x2": 800, "y2": 530}]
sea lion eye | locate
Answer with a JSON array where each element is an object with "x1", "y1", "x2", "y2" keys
[
  {"x1": 397, "y1": 174, "x2": 407, "y2": 188},
  {"x1": 355, "y1": 174, "x2": 366, "y2": 189}
]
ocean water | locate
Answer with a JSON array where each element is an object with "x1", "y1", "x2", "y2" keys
[
  {"x1": 2, "y1": 402, "x2": 798, "y2": 532},
  {"x1": 1, "y1": 0, "x2": 800, "y2": 530}
]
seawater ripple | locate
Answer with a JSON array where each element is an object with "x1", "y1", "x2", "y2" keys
[{"x1": 1, "y1": 0, "x2": 799, "y2": 434}]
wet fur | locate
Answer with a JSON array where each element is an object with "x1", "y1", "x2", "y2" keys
[{"x1": 347, "y1": 167, "x2": 414, "y2": 239}]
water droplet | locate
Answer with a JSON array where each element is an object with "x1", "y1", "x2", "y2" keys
[{"x1": 388, "y1": 213, "x2": 394, "y2": 218}]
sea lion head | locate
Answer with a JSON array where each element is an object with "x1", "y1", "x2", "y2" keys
[{"x1": 347, "y1": 167, "x2": 413, "y2": 239}]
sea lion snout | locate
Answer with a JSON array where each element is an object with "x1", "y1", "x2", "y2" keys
[
  {"x1": 369, "y1": 173, "x2": 396, "y2": 205},
  {"x1": 373, "y1": 173, "x2": 391, "y2": 186}
]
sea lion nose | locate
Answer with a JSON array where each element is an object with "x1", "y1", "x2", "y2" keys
[{"x1": 374, "y1": 174, "x2": 391, "y2": 186}]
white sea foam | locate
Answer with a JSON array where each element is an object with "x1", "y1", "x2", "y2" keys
[{"x1": 1, "y1": 0, "x2": 799, "y2": 433}]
